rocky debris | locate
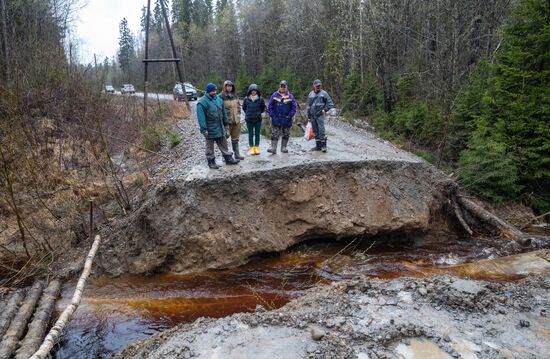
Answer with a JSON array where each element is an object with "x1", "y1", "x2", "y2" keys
[
  {"x1": 116, "y1": 274, "x2": 550, "y2": 359},
  {"x1": 98, "y1": 116, "x2": 456, "y2": 276},
  {"x1": 310, "y1": 325, "x2": 325, "y2": 341}
]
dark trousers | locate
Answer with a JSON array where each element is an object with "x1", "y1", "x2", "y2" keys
[
  {"x1": 246, "y1": 121, "x2": 262, "y2": 146},
  {"x1": 311, "y1": 115, "x2": 326, "y2": 140},
  {"x1": 205, "y1": 137, "x2": 232, "y2": 160}
]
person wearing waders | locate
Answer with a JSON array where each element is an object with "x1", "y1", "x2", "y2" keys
[
  {"x1": 220, "y1": 80, "x2": 245, "y2": 160},
  {"x1": 307, "y1": 79, "x2": 334, "y2": 152},
  {"x1": 196, "y1": 83, "x2": 240, "y2": 169},
  {"x1": 267, "y1": 80, "x2": 297, "y2": 154},
  {"x1": 242, "y1": 84, "x2": 266, "y2": 155}
]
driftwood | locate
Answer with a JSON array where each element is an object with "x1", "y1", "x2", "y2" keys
[
  {"x1": 452, "y1": 199, "x2": 474, "y2": 236},
  {"x1": 0, "y1": 281, "x2": 45, "y2": 358},
  {"x1": 458, "y1": 196, "x2": 529, "y2": 245},
  {"x1": 15, "y1": 280, "x2": 62, "y2": 359},
  {"x1": 0, "y1": 289, "x2": 26, "y2": 340},
  {"x1": 30, "y1": 235, "x2": 101, "y2": 359}
]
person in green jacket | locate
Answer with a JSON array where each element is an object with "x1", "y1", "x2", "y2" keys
[{"x1": 196, "y1": 83, "x2": 239, "y2": 169}]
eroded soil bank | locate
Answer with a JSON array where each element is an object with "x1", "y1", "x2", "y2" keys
[{"x1": 97, "y1": 117, "x2": 457, "y2": 276}]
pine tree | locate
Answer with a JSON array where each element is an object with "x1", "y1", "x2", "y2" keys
[{"x1": 459, "y1": 0, "x2": 550, "y2": 209}]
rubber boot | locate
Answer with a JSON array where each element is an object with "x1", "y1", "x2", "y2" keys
[
  {"x1": 254, "y1": 146, "x2": 260, "y2": 155},
  {"x1": 249, "y1": 146, "x2": 255, "y2": 156},
  {"x1": 281, "y1": 138, "x2": 289, "y2": 153},
  {"x1": 232, "y1": 142, "x2": 244, "y2": 160},
  {"x1": 321, "y1": 138, "x2": 327, "y2": 153},
  {"x1": 267, "y1": 138, "x2": 278, "y2": 154},
  {"x1": 207, "y1": 158, "x2": 220, "y2": 169},
  {"x1": 223, "y1": 154, "x2": 239, "y2": 165},
  {"x1": 310, "y1": 140, "x2": 322, "y2": 151}
]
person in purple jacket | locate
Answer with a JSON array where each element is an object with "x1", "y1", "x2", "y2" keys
[{"x1": 267, "y1": 80, "x2": 297, "y2": 154}]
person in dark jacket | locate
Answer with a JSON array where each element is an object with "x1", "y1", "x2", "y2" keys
[
  {"x1": 196, "y1": 83, "x2": 239, "y2": 169},
  {"x1": 267, "y1": 80, "x2": 297, "y2": 154},
  {"x1": 307, "y1": 79, "x2": 334, "y2": 152},
  {"x1": 219, "y1": 80, "x2": 244, "y2": 160},
  {"x1": 242, "y1": 84, "x2": 266, "y2": 155}
]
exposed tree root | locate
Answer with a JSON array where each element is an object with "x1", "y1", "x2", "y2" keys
[
  {"x1": 15, "y1": 280, "x2": 62, "y2": 359},
  {"x1": 451, "y1": 198, "x2": 474, "y2": 236},
  {"x1": 0, "y1": 280, "x2": 45, "y2": 358}
]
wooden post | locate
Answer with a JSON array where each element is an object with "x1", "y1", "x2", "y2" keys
[
  {"x1": 143, "y1": 0, "x2": 151, "y2": 123},
  {"x1": 159, "y1": 0, "x2": 190, "y2": 111}
]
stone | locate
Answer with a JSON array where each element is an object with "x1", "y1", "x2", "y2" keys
[{"x1": 310, "y1": 325, "x2": 326, "y2": 341}]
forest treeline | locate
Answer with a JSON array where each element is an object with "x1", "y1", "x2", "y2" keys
[
  {"x1": 0, "y1": 0, "x2": 548, "y2": 214},
  {"x1": 107, "y1": 0, "x2": 549, "y2": 211}
]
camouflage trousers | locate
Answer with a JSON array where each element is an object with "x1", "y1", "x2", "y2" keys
[{"x1": 271, "y1": 125, "x2": 290, "y2": 141}]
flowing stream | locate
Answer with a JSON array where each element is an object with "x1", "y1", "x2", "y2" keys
[{"x1": 53, "y1": 233, "x2": 543, "y2": 358}]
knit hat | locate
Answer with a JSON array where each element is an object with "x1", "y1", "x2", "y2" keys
[
  {"x1": 205, "y1": 83, "x2": 217, "y2": 93},
  {"x1": 279, "y1": 80, "x2": 288, "y2": 87}
]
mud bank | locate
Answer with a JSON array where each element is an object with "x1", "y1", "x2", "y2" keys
[
  {"x1": 97, "y1": 118, "x2": 458, "y2": 276},
  {"x1": 98, "y1": 159, "x2": 455, "y2": 276},
  {"x1": 117, "y1": 260, "x2": 550, "y2": 359}
]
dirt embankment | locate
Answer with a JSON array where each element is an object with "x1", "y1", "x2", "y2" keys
[
  {"x1": 97, "y1": 158, "x2": 455, "y2": 276},
  {"x1": 117, "y1": 269, "x2": 550, "y2": 359},
  {"x1": 96, "y1": 115, "x2": 463, "y2": 276}
]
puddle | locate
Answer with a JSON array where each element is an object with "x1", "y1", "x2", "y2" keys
[
  {"x1": 395, "y1": 338, "x2": 452, "y2": 359},
  {"x1": 53, "y1": 234, "x2": 548, "y2": 358}
]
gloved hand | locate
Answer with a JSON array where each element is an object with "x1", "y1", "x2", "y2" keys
[
  {"x1": 225, "y1": 126, "x2": 230, "y2": 138},
  {"x1": 202, "y1": 130, "x2": 208, "y2": 138}
]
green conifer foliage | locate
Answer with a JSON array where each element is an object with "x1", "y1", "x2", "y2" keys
[{"x1": 459, "y1": 0, "x2": 550, "y2": 210}]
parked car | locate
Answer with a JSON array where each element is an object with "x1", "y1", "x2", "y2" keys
[
  {"x1": 105, "y1": 85, "x2": 115, "y2": 94},
  {"x1": 121, "y1": 84, "x2": 135, "y2": 94},
  {"x1": 173, "y1": 82, "x2": 198, "y2": 101}
]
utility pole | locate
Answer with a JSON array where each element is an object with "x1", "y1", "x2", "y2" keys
[
  {"x1": 143, "y1": 0, "x2": 190, "y2": 122},
  {"x1": 143, "y1": 0, "x2": 151, "y2": 123}
]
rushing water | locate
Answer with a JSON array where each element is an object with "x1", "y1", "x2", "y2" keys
[{"x1": 53, "y1": 233, "x2": 540, "y2": 359}]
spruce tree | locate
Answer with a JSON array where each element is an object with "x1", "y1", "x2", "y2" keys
[
  {"x1": 117, "y1": 18, "x2": 135, "y2": 82},
  {"x1": 459, "y1": 0, "x2": 550, "y2": 210}
]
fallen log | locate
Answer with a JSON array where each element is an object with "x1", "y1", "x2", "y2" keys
[
  {"x1": 30, "y1": 235, "x2": 101, "y2": 359},
  {"x1": 0, "y1": 289, "x2": 26, "y2": 340},
  {"x1": 0, "y1": 281, "x2": 45, "y2": 358},
  {"x1": 458, "y1": 196, "x2": 529, "y2": 245},
  {"x1": 452, "y1": 199, "x2": 474, "y2": 236},
  {"x1": 15, "y1": 280, "x2": 62, "y2": 359}
]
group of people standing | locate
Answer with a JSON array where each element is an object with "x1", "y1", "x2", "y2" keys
[{"x1": 196, "y1": 79, "x2": 334, "y2": 169}]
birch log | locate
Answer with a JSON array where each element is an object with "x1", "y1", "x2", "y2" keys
[
  {"x1": 30, "y1": 234, "x2": 101, "y2": 359},
  {"x1": 15, "y1": 280, "x2": 62, "y2": 359},
  {"x1": 0, "y1": 281, "x2": 45, "y2": 358}
]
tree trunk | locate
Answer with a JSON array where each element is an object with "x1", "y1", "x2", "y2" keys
[
  {"x1": 0, "y1": 289, "x2": 25, "y2": 340},
  {"x1": 15, "y1": 280, "x2": 62, "y2": 359},
  {"x1": 31, "y1": 235, "x2": 101, "y2": 359},
  {"x1": 0, "y1": 281, "x2": 45, "y2": 359},
  {"x1": 458, "y1": 196, "x2": 529, "y2": 245}
]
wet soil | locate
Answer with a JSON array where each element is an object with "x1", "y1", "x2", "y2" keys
[{"x1": 53, "y1": 234, "x2": 546, "y2": 358}]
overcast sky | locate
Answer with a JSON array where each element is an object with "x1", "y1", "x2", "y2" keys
[{"x1": 75, "y1": 0, "x2": 145, "y2": 64}]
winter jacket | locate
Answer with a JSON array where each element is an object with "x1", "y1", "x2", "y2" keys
[
  {"x1": 307, "y1": 89, "x2": 334, "y2": 119},
  {"x1": 219, "y1": 80, "x2": 240, "y2": 125},
  {"x1": 267, "y1": 90, "x2": 297, "y2": 128},
  {"x1": 242, "y1": 84, "x2": 266, "y2": 124},
  {"x1": 196, "y1": 94, "x2": 228, "y2": 139}
]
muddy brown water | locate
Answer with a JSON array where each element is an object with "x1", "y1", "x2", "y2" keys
[{"x1": 53, "y1": 233, "x2": 540, "y2": 359}]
